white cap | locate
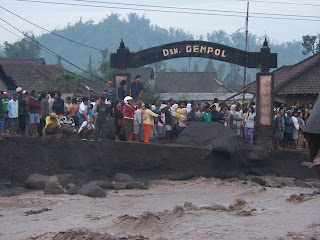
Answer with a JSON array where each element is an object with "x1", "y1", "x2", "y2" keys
[
  {"x1": 16, "y1": 87, "x2": 22, "y2": 93},
  {"x1": 124, "y1": 96, "x2": 133, "y2": 105}
]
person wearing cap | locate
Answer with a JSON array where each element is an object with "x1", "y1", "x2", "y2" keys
[
  {"x1": 44, "y1": 113, "x2": 61, "y2": 136},
  {"x1": 7, "y1": 93, "x2": 19, "y2": 135},
  {"x1": 123, "y1": 96, "x2": 137, "y2": 142},
  {"x1": 117, "y1": 79, "x2": 126, "y2": 101},
  {"x1": 16, "y1": 87, "x2": 28, "y2": 135},
  {"x1": 78, "y1": 117, "x2": 95, "y2": 140},
  {"x1": 130, "y1": 75, "x2": 144, "y2": 101},
  {"x1": 103, "y1": 81, "x2": 115, "y2": 115},
  {"x1": 284, "y1": 110, "x2": 294, "y2": 149},
  {"x1": 0, "y1": 91, "x2": 5, "y2": 136}
]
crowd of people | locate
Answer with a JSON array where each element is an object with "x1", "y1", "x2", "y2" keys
[
  {"x1": 0, "y1": 74, "x2": 315, "y2": 149},
  {"x1": 273, "y1": 101, "x2": 314, "y2": 150}
]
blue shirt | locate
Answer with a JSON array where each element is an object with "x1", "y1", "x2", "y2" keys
[{"x1": 284, "y1": 115, "x2": 293, "y2": 133}]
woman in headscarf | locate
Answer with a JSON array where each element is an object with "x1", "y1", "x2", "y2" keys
[
  {"x1": 230, "y1": 103, "x2": 243, "y2": 137},
  {"x1": 273, "y1": 107, "x2": 285, "y2": 149}
]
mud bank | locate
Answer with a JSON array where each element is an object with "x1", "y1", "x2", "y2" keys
[{"x1": 0, "y1": 137, "x2": 318, "y2": 185}]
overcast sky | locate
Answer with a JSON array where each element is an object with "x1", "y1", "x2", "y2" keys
[{"x1": 0, "y1": 0, "x2": 319, "y2": 45}]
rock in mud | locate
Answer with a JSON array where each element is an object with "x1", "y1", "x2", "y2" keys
[
  {"x1": 44, "y1": 176, "x2": 64, "y2": 195},
  {"x1": 89, "y1": 181, "x2": 113, "y2": 189},
  {"x1": 66, "y1": 187, "x2": 79, "y2": 195},
  {"x1": 24, "y1": 174, "x2": 50, "y2": 190},
  {"x1": 115, "y1": 173, "x2": 134, "y2": 183},
  {"x1": 55, "y1": 174, "x2": 75, "y2": 187},
  {"x1": 78, "y1": 183, "x2": 106, "y2": 198},
  {"x1": 169, "y1": 173, "x2": 195, "y2": 181},
  {"x1": 176, "y1": 122, "x2": 236, "y2": 154},
  {"x1": 65, "y1": 183, "x2": 76, "y2": 190},
  {"x1": 250, "y1": 177, "x2": 267, "y2": 186},
  {"x1": 126, "y1": 181, "x2": 148, "y2": 190},
  {"x1": 112, "y1": 182, "x2": 127, "y2": 190}
]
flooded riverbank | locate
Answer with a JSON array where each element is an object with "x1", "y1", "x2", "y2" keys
[{"x1": 1, "y1": 177, "x2": 319, "y2": 240}]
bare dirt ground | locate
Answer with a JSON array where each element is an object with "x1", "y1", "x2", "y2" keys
[{"x1": 1, "y1": 177, "x2": 320, "y2": 240}]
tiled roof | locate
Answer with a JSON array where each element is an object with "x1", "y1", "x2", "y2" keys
[
  {"x1": 0, "y1": 58, "x2": 46, "y2": 65},
  {"x1": 244, "y1": 52, "x2": 320, "y2": 95},
  {"x1": 0, "y1": 62, "x2": 104, "y2": 96},
  {"x1": 155, "y1": 72, "x2": 231, "y2": 93},
  {"x1": 0, "y1": 64, "x2": 17, "y2": 90}
]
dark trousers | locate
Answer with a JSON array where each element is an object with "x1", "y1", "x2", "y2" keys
[
  {"x1": 18, "y1": 114, "x2": 27, "y2": 135},
  {"x1": 304, "y1": 132, "x2": 320, "y2": 161},
  {"x1": 114, "y1": 122, "x2": 122, "y2": 136},
  {"x1": 95, "y1": 120, "x2": 107, "y2": 138},
  {"x1": 79, "y1": 128, "x2": 94, "y2": 139},
  {"x1": 37, "y1": 118, "x2": 46, "y2": 137}
]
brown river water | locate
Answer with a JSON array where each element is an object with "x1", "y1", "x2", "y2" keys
[{"x1": 0, "y1": 177, "x2": 319, "y2": 240}]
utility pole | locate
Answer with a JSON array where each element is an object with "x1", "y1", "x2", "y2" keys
[{"x1": 242, "y1": 1, "x2": 249, "y2": 102}]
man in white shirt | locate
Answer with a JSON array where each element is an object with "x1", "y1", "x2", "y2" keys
[
  {"x1": 134, "y1": 102, "x2": 142, "y2": 142},
  {"x1": 292, "y1": 110, "x2": 300, "y2": 149},
  {"x1": 7, "y1": 93, "x2": 19, "y2": 135},
  {"x1": 78, "y1": 117, "x2": 95, "y2": 140},
  {"x1": 78, "y1": 97, "x2": 89, "y2": 127}
]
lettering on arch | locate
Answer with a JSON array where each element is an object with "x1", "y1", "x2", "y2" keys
[{"x1": 110, "y1": 40, "x2": 277, "y2": 70}]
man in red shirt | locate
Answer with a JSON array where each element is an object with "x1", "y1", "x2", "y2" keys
[
  {"x1": 123, "y1": 96, "x2": 137, "y2": 142},
  {"x1": 28, "y1": 90, "x2": 41, "y2": 136}
]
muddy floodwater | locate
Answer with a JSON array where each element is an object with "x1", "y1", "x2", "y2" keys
[{"x1": 1, "y1": 177, "x2": 320, "y2": 240}]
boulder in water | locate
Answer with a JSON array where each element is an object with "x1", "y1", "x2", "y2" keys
[{"x1": 24, "y1": 174, "x2": 50, "y2": 190}]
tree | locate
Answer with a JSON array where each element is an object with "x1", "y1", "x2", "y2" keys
[
  {"x1": 50, "y1": 73, "x2": 85, "y2": 92},
  {"x1": 302, "y1": 34, "x2": 320, "y2": 55},
  {"x1": 56, "y1": 56, "x2": 63, "y2": 68},
  {"x1": 100, "y1": 48, "x2": 108, "y2": 61},
  {"x1": 217, "y1": 63, "x2": 227, "y2": 80},
  {"x1": 204, "y1": 60, "x2": 217, "y2": 72},
  {"x1": 223, "y1": 64, "x2": 243, "y2": 85},
  {"x1": 98, "y1": 57, "x2": 116, "y2": 82},
  {"x1": 82, "y1": 55, "x2": 99, "y2": 81},
  {"x1": 142, "y1": 83, "x2": 159, "y2": 104},
  {"x1": 4, "y1": 33, "x2": 41, "y2": 58},
  {"x1": 193, "y1": 61, "x2": 199, "y2": 72}
]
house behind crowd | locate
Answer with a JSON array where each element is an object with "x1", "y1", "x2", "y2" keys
[
  {"x1": 244, "y1": 52, "x2": 320, "y2": 106},
  {"x1": 153, "y1": 72, "x2": 253, "y2": 102},
  {"x1": 0, "y1": 58, "x2": 104, "y2": 98}
]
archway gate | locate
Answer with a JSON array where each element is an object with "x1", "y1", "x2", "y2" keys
[{"x1": 110, "y1": 39, "x2": 277, "y2": 144}]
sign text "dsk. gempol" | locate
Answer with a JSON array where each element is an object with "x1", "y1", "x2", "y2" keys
[{"x1": 162, "y1": 45, "x2": 227, "y2": 58}]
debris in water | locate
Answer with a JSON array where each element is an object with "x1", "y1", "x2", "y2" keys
[{"x1": 24, "y1": 207, "x2": 52, "y2": 216}]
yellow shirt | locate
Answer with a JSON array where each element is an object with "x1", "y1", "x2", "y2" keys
[
  {"x1": 143, "y1": 109, "x2": 158, "y2": 125},
  {"x1": 176, "y1": 108, "x2": 181, "y2": 121},
  {"x1": 44, "y1": 116, "x2": 61, "y2": 130}
]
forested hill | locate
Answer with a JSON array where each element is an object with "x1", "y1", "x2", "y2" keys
[{"x1": 37, "y1": 13, "x2": 309, "y2": 76}]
